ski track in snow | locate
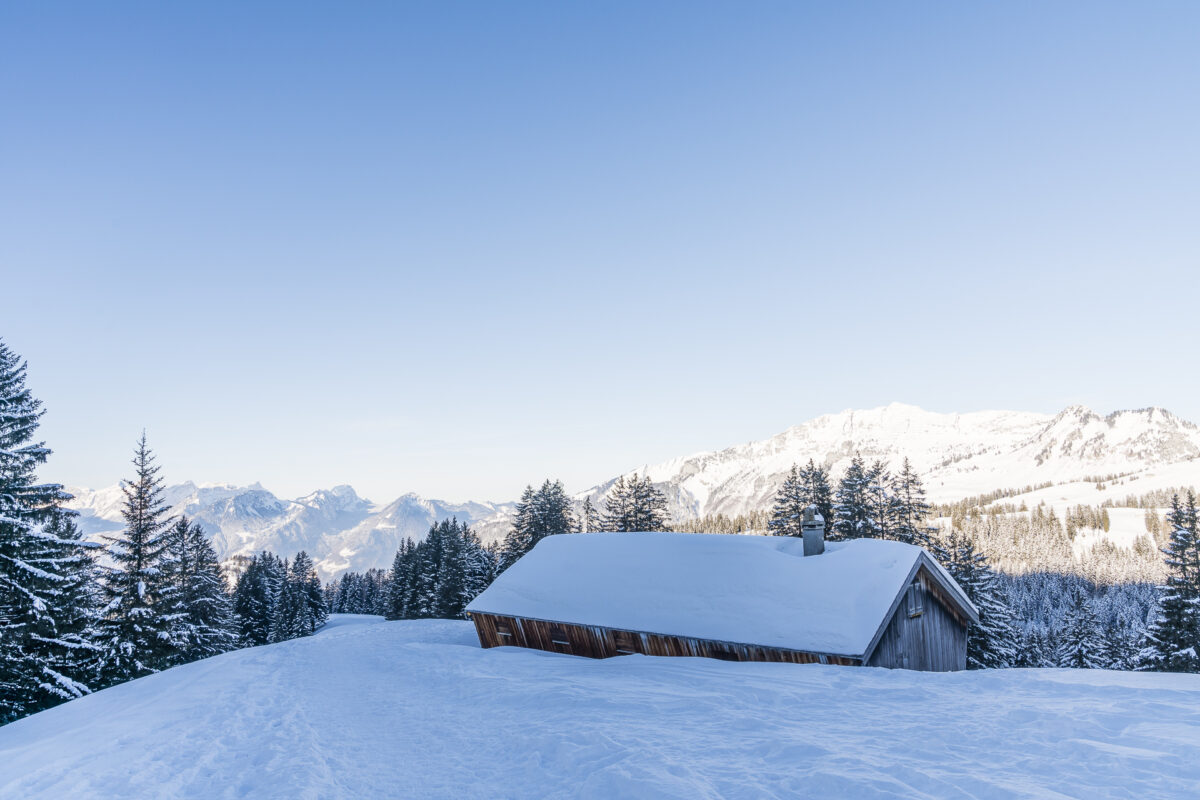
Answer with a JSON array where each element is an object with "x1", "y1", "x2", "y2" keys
[{"x1": 2, "y1": 615, "x2": 1198, "y2": 799}]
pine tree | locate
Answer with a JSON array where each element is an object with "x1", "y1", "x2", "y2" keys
[
  {"x1": 412, "y1": 526, "x2": 442, "y2": 617},
  {"x1": 1102, "y1": 623, "x2": 1139, "y2": 671},
  {"x1": 797, "y1": 459, "x2": 834, "y2": 533},
  {"x1": 232, "y1": 552, "x2": 281, "y2": 646},
  {"x1": 864, "y1": 460, "x2": 896, "y2": 540},
  {"x1": 831, "y1": 455, "x2": 874, "y2": 540},
  {"x1": 768, "y1": 465, "x2": 806, "y2": 537},
  {"x1": 499, "y1": 485, "x2": 537, "y2": 569},
  {"x1": 1014, "y1": 627, "x2": 1055, "y2": 668},
  {"x1": 433, "y1": 520, "x2": 467, "y2": 618},
  {"x1": 270, "y1": 558, "x2": 303, "y2": 643},
  {"x1": 158, "y1": 517, "x2": 235, "y2": 665},
  {"x1": 0, "y1": 340, "x2": 99, "y2": 721},
  {"x1": 290, "y1": 551, "x2": 326, "y2": 633},
  {"x1": 500, "y1": 479, "x2": 575, "y2": 568},
  {"x1": 95, "y1": 434, "x2": 176, "y2": 685},
  {"x1": 578, "y1": 496, "x2": 600, "y2": 533},
  {"x1": 462, "y1": 527, "x2": 496, "y2": 607},
  {"x1": 1056, "y1": 586, "x2": 1105, "y2": 669},
  {"x1": 600, "y1": 474, "x2": 667, "y2": 533},
  {"x1": 1138, "y1": 492, "x2": 1200, "y2": 672},
  {"x1": 385, "y1": 539, "x2": 417, "y2": 620},
  {"x1": 941, "y1": 530, "x2": 1017, "y2": 668},
  {"x1": 891, "y1": 458, "x2": 934, "y2": 547}
]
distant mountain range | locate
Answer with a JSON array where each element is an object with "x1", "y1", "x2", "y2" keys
[{"x1": 67, "y1": 403, "x2": 1200, "y2": 577}]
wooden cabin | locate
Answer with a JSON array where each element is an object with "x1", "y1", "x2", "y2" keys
[{"x1": 466, "y1": 518, "x2": 979, "y2": 672}]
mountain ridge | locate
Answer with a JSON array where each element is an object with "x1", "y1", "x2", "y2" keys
[{"x1": 66, "y1": 403, "x2": 1200, "y2": 577}]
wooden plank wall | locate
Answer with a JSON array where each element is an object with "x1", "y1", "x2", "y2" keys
[
  {"x1": 866, "y1": 566, "x2": 968, "y2": 671},
  {"x1": 470, "y1": 612, "x2": 859, "y2": 666}
]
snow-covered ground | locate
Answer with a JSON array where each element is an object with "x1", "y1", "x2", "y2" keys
[{"x1": 2, "y1": 615, "x2": 1198, "y2": 799}]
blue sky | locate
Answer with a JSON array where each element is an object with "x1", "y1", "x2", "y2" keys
[{"x1": 2, "y1": 1, "x2": 1197, "y2": 502}]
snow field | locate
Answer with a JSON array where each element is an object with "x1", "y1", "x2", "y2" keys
[{"x1": 1, "y1": 615, "x2": 1198, "y2": 799}]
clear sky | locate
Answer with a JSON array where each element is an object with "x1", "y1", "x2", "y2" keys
[{"x1": 2, "y1": 1, "x2": 1198, "y2": 503}]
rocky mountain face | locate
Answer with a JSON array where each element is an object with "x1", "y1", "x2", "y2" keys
[
  {"x1": 66, "y1": 403, "x2": 1200, "y2": 577},
  {"x1": 586, "y1": 403, "x2": 1200, "y2": 519}
]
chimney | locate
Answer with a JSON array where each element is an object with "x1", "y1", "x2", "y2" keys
[{"x1": 801, "y1": 505, "x2": 825, "y2": 556}]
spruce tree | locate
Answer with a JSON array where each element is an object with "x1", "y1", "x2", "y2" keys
[
  {"x1": 941, "y1": 530, "x2": 1017, "y2": 668},
  {"x1": 290, "y1": 551, "x2": 327, "y2": 633},
  {"x1": 159, "y1": 517, "x2": 235, "y2": 665},
  {"x1": 95, "y1": 434, "x2": 176, "y2": 685},
  {"x1": 1014, "y1": 627, "x2": 1055, "y2": 668},
  {"x1": 578, "y1": 496, "x2": 600, "y2": 533},
  {"x1": 433, "y1": 520, "x2": 467, "y2": 618},
  {"x1": 0, "y1": 340, "x2": 99, "y2": 721},
  {"x1": 500, "y1": 479, "x2": 575, "y2": 568},
  {"x1": 864, "y1": 460, "x2": 896, "y2": 540},
  {"x1": 270, "y1": 558, "x2": 303, "y2": 642},
  {"x1": 1056, "y1": 586, "x2": 1105, "y2": 669},
  {"x1": 21, "y1": 512, "x2": 102, "y2": 711},
  {"x1": 797, "y1": 459, "x2": 834, "y2": 533},
  {"x1": 891, "y1": 458, "x2": 934, "y2": 547},
  {"x1": 232, "y1": 552, "x2": 281, "y2": 646},
  {"x1": 385, "y1": 539, "x2": 417, "y2": 620},
  {"x1": 831, "y1": 455, "x2": 874, "y2": 540},
  {"x1": 1138, "y1": 492, "x2": 1200, "y2": 672},
  {"x1": 1102, "y1": 623, "x2": 1139, "y2": 671},
  {"x1": 462, "y1": 527, "x2": 496, "y2": 606},
  {"x1": 768, "y1": 464, "x2": 806, "y2": 537},
  {"x1": 601, "y1": 474, "x2": 667, "y2": 533}
]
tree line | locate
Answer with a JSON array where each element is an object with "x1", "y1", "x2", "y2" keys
[
  {"x1": 0, "y1": 340, "x2": 328, "y2": 725},
  {"x1": 761, "y1": 454, "x2": 1200, "y2": 673},
  {"x1": 367, "y1": 475, "x2": 672, "y2": 624}
]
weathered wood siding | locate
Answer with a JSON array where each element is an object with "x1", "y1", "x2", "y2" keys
[
  {"x1": 470, "y1": 612, "x2": 860, "y2": 666},
  {"x1": 866, "y1": 566, "x2": 968, "y2": 671}
]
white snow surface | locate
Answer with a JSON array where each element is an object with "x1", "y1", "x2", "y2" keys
[
  {"x1": 2, "y1": 615, "x2": 1198, "y2": 799},
  {"x1": 468, "y1": 533, "x2": 950, "y2": 657}
]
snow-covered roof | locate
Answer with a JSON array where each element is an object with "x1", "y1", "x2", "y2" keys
[{"x1": 467, "y1": 533, "x2": 977, "y2": 658}]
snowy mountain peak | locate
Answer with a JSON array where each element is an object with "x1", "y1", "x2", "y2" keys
[
  {"x1": 65, "y1": 403, "x2": 1199, "y2": 577},
  {"x1": 587, "y1": 403, "x2": 1200, "y2": 520}
]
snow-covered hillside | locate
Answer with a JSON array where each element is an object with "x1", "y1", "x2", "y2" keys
[
  {"x1": 66, "y1": 403, "x2": 1200, "y2": 577},
  {"x1": 1, "y1": 616, "x2": 1196, "y2": 799}
]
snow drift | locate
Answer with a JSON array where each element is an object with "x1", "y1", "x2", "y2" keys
[{"x1": 1, "y1": 615, "x2": 1197, "y2": 799}]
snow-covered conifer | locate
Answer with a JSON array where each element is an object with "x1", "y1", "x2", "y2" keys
[
  {"x1": 233, "y1": 552, "x2": 282, "y2": 646},
  {"x1": 767, "y1": 465, "x2": 806, "y2": 537},
  {"x1": 600, "y1": 474, "x2": 666, "y2": 533},
  {"x1": 864, "y1": 460, "x2": 895, "y2": 540},
  {"x1": 831, "y1": 455, "x2": 874, "y2": 540},
  {"x1": 159, "y1": 517, "x2": 236, "y2": 664},
  {"x1": 0, "y1": 340, "x2": 100, "y2": 721},
  {"x1": 290, "y1": 551, "x2": 327, "y2": 632},
  {"x1": 1138, "y1": 492, "x2": 1200, "y2": 672},
  {"x1": 941, "y1": 530, "x2": 1017, "y2": 668},
  {"x1": 95, "y1": 435, "x2": 176, "y2": 685},
  {"x1": 500, "y1": 480, "x2": 575, "y2": 567},
  {"x1": 891, "y1": 458, "x2": 934, "y2": 547},
  {"x1": 1056, "y1": 586, "x2": 1105, "y2": 669},
  {"x1": 797, "y1": 460, "x2": 834, "y2": 534},
  {"x1": 578, "y1": 496, "x2": 600, "y2": 533}
]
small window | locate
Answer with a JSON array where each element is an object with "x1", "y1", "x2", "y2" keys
[
  {"x1": 906, "y1": 582, "x2": 924, "y2": 618},
  {"x1": 495, "y1": 621, "x2": 514, "y2": 638},
  {"x1": 709, "y1": 647, "x2": 740, "y2": 662},
  {"x1": 549, "y1": 626, "x2": 570, "y2": 646}
]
